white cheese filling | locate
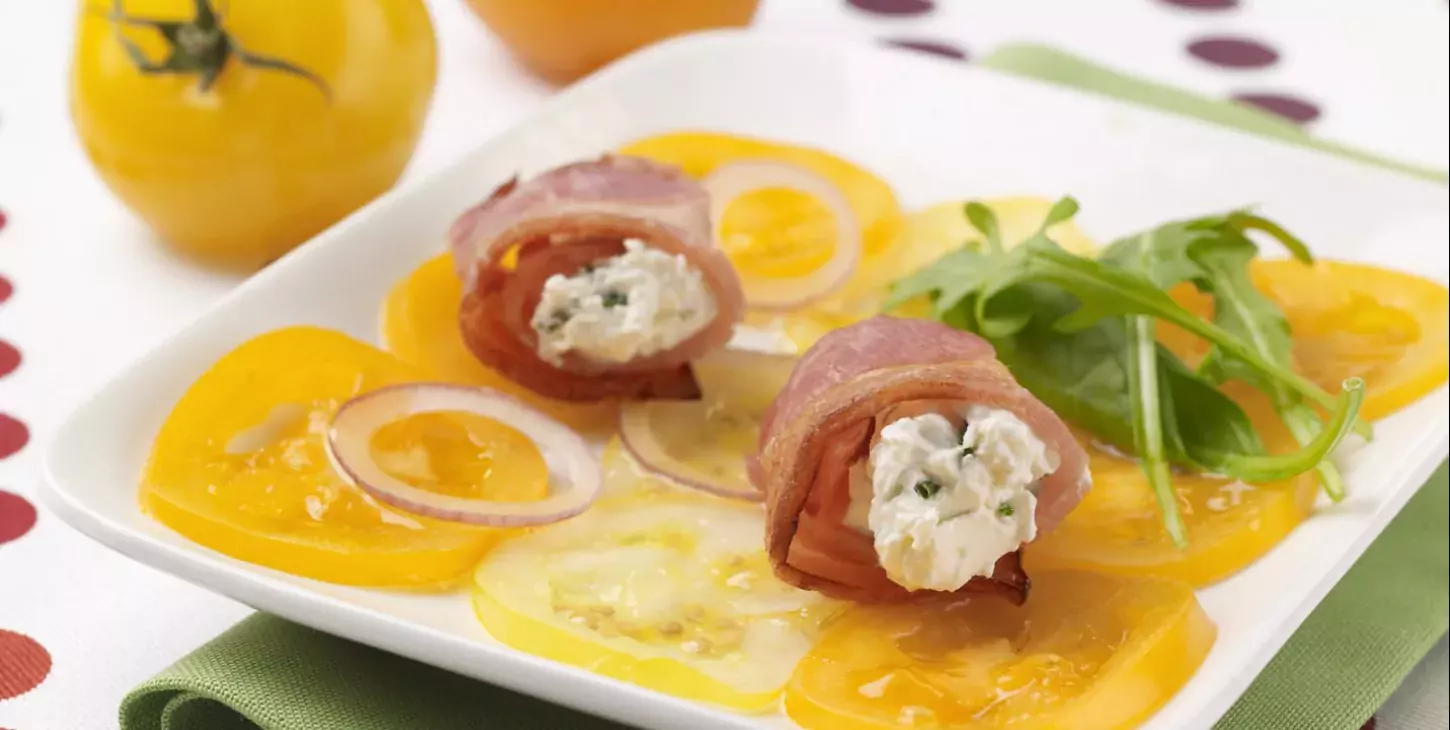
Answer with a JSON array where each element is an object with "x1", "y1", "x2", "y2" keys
[
  {"x1": 852, "y1": 405, "x2": 1058, "y2": 592},
  {"x1": 531, "y1": 239, "x2": 717, "y2": 366}
]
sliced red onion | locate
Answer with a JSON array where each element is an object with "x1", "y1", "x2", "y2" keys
[
  {"x1": 703, "y1": 160, "x2": 862, "y2": 312},
  {"x1": 326, "y1": 383, "x2": 600, "y2": 526},
  {"x1": 617, "y1": 349, "x2": 799, "y2": 501}
]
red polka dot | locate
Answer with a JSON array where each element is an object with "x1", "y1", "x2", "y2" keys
[
  {"x1": 0, "y1": 342, "x2": 19, "y2": 378},
  {"x1": 0, "y1": 491, "x2": 37, "y2": 545},
  {"x1": 0, "y1": 277, "x2": 11, "y2": 306},
  {"x1": 847, "y1": 0, "x2": 935, "y2": 16},
  {"x1": 0, "y1": 209, "x2": 7, "y2": 233},
  {"x1": 1158, "y1": 0, "x2": 1239, "y2": 8},
  {"x1": 884, "y1": 38, "x2": 969, "y2": 61},
  {"x1": 0, "y1": 630, "x2": 51, "y2": 701},
  {"x1": 1233, "y1": 93, "x2": 1322, "y2": 123},
  {"x1": 0, "y1": 415, "x2": 28, "y2": 460},
  {"x1": 1362, "y1": 718, "x2": 1376, "y2": 730},
  {"x1": 1188, "y1": 37, "x2": 1280, "y2": 68}
]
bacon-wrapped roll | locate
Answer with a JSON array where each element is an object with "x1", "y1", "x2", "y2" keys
[
  {"x1": 449, "y1": 156, "x2": 746, "y2": 401},
  {"x1": 754, "y1": 316, "x2": 1091, "y2": 604}
]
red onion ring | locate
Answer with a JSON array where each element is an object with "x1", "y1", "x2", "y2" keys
[
  {"x1": 703, "y1": 160, "x2": 862, "y2": 312},
  {"x1": 326, "y1": 383, "x2": 600, "y2": 526}
]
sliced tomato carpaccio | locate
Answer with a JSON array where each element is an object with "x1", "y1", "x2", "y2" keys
[
  {"x1": 785, "y1": 570, "x2": 1215, "y2": 730},
  {"x1": 471, "y1": 493, "x2": 841, "y2": 712}
]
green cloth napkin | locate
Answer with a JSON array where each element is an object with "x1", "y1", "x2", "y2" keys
[{"x1": 120, "y1": 45, "x2": 1450, "y2": 730}]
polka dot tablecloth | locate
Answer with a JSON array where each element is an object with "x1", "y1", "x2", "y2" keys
[{"x1": 0, "y1": 1, "x2": 1445, "y2": 728}]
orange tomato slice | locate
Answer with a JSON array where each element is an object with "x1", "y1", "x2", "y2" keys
[
  {"x1": 784, "y1": 570, "x2": 1215, "y2": 730},
  {"x1": 141, "y1": 326, "x2": 546, "y2": 588},
  {"x1": 618, "y1": 130, "x2": 902, "y2": 265},
  {"x1": 1028, "y1": 383, "x2": 1318, "y2": 585},
  {"x1": 379, "y1": 253, "x2": 618, "y2": 432},
  {"x1": 1160, "y1": 259, "x2": 1448, "y2": 422},
  {"x1": 617, "y1": 131, "x2": 905, "y2": 339},
  {"x1": 1252, "y1": 259, "x2": 1448, "y2": 420},
  {"x1": 1028, "y1": 387, "x2": 1317, "y2": 585}
]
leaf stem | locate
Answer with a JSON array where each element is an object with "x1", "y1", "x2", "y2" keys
[
  {"x1": 1127, "y1": 316, "x2": 1187, "y2": 547},
  {"x1": 1202, "y1": 378, "x2": 1364, "y2": 482},
  {"x1": 1281, "y1": 402, "x2": 1346, "y2": 501}
]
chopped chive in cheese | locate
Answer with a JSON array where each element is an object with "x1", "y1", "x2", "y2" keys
[
  {"x1": 531, "y1": 239, "x2": 717, "y2": 366},
  {"x1": 852, "y1": 406, "x2": 1058, "y2": 592}
]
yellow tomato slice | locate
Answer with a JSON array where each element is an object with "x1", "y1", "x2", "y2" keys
[
  {"x1": 718, "y1": 187, "x2": 840, "y2": 278},
  {"x1": 619, "y1": 131, "x2": 904, "y2": 333},
  {"x1": 142, "y1": 326, "x2": 546, "y2": 588},
  {"x1": 379, "y1": 254, "x2": 618, "y2": 432},
  {"x1": 785, "y1": 571, "x2": 1215, "y2": 730},
  {"x1": 1253, "y1": 260, "x2": 1448, "y2": 420},
  {"x1": 369, "y1": 411, "x2": 548, "y2": 501},
  {"x1": 618, "y1": 350, "x2": 795, "y2": 499},
  {"x1": 781, "y1": 197, "x2": 1101, "y2": 350},
  {"x1": 1028, "y1": 387, "x2": 1315, "y2": 585},
  {"x1": 1159, "y1": 259, "x2": 1448, "y2": 422},
  {"x1": 472, "y1": 491, "x2": 840, "y2": 711},
  {"x1": 619, "y1": 130, "x2": 902, "y2": 264}
]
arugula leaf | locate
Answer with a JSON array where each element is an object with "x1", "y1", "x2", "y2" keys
[
  {"x1": 1191, "y1": 378, "x2": 1364, "y2": 482},
  {"x1": 1099, "y1": 220, "x2": 1219, "y2": 548},
  {"x1": 965, "y1": 202, "x2": 1006, "y2": 255},
  {"x1": 976, "y1": 283, "x2": 1137, "y2": 449},
  {"x1": 1157, "y1": 351, "x2": 1266, "y2": 459},
  {"x1": 1099, "y1": 224, "x2": 1211, "y2": 289},
  {"x1": 885, "y1": 247, "x2": 1002, "y2": 317},
  {"x1": 1126, "y1": 315, "x2": 1184, "y2": 546},
  {"x1": 975, "y1": 239, "x2": 1364, "y2": 438},
  {"x1": 1189, "y1": 227, "x2": 1347, "y2": 499}
]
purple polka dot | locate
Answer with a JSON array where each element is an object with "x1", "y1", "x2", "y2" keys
[
  {"x1": 1234, "y1": 93, "x2": 1322, "y2": 123},
  {"x1": 885, "y1": 38, "x2": 969, "y2": 61},
  {"x1": 0, "y1": 414, "x2": 28, "y2": 460},
  {"x1": 0, "y1": 491, "x2": 38, "y2": 545},
  {"x1": 1188, "y1": 37, "x2": 1280, "y2": 68},
  {"x1": 847, "y1": 0, "x2": 935, "y2": 17},
  {"x1": 0, "y1": 342, "x2": 18, "y2": 379},
  {"x1": 1157, "y1": 0, "x2": 1239, "y2": 9}
]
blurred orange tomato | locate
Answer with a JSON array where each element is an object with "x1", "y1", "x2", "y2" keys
[{"x1": 464, "y1": 0, "x2": 759, "y2": 84}]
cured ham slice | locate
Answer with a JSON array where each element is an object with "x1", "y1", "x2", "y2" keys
[
  {"x1": 449, "y1": 156, "x2": 746, "y2": 401},
  {"x1": 754, "y1": 316, "x2": 1091, "y2": 603}
]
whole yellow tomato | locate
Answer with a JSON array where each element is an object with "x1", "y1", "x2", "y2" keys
[{"x1": 71, "y1": 0, "x2": 437, "y2": 269}]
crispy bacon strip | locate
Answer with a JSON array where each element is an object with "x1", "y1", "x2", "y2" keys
[
  {"x1": 449, "y1": 156, "x2": 746, "y2": 401},
  {"x1": 755, "y1": 316, "x2": 1091, "y2": 603}
]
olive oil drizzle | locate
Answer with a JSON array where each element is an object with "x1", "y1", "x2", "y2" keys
[{"x1": 97, "y1": 0, "x2": 332, "y2": 100}]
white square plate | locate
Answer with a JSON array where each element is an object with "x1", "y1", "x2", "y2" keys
[{"x1": 41, "y1": 30, "x2": 1450, "y2": 730}]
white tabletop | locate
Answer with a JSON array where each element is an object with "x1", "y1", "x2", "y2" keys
[{"x1": 1, "y1": 1, "x2": 1446, "y2": 728}]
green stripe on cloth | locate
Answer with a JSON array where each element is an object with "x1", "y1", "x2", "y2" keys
[
  {"x1": 119, "y1": 45, "x2": 1450, "y2": 730},
  {"x1": 977, "y1": 44, "x2": 1449, "y2": 186}
]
